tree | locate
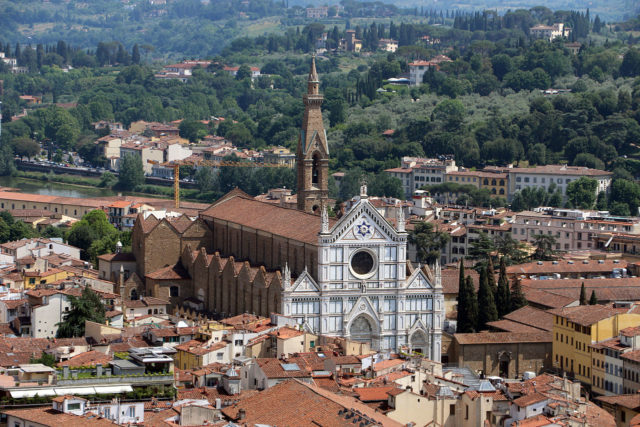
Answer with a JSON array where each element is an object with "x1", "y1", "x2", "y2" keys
[
  {"x1": 99, "y1": 172, "x2": 117, "y2": 188},
  {"x1": 494, "y1": 234, "x2": 527, "y2": 264},
  {"x1": 408, "y1": 222, "x2": 450, "y2": 265},
  {"x1": 532, "y1": 234, "x2": 557, "y2": 260},
  {"x1": 195, "y1": 167, "x2": 216, "y2": 193},
  {"x1": 68, "y1": 210, "x2": 120, "y2": 262},
  {"x1": 510, "y1": 277, "x2": 528, "y2": 311},
  {"x1": 469, "y1": 231, "x2": 495, "y2": 260},
  {"x1": 56, "y1": 286, "x2": 106, "y2": 338},
  {"x1": 620, "y1": 48, "x2": 640, "y2": 77},
  {"x1": 477, "y1": 267, "x2": 498, "y2": 330},
  {"x1": 30, "y1": 351, "x2": 56, "y2": 367},
  {"x1": 457, "y1": 260, "x2": 478, "y2": 333},
  {"x1": 566, "y1": 177, "x2": 597, "y2": 209},
  {"x1": 131, "y1": 44, "x2": 141, "y2": 64},
  {"x1": 118, "y1": 154, "x2": 145, "y2": 190},
  {"x1": 579, "y1": 282, "x2": 587, "y2": 305},
  {"x1": 0, "y1": 144, "x2": 16, "y2": 176},
  {"x1": 236, "y1": 65, "x2": 252, "y2": 80},
  {"x1": 496, "y1": 257, "x2": 511, "y2": 317},
  {"x1": 179, "y1": 120, "x2": 209, "y2": 142},
  {"x1": 433, "y1": 99, "x2": 465, "y2": 131},
  {"x1": 486, "y1": 256, "x2": 497, "y2": 294},
  {"x1": 11, "y1": 137, "x2": 40, "y2": 160},
  {"x1": 589, "y1": 290, "x2": 598, "y2": 305}
]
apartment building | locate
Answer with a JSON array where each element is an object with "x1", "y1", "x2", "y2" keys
[
  {"x1": 551, "y1": 303, "x2": 640, "y2": 389},
  {"x1": 445, "y1": 170, "x2": 508, "y2": 197},
  {"x1": 511, "y1": 208, "x2": 640, "y2": 251},
  {"x1": 590, "y1": 326, "x2": 640, "y2": 396},
  {"x1": 508, "y1": 165, "x2": 612, "y2": 201},
  {"x1": 385, "y1": 156, "x2": 458, "y2": 198}
]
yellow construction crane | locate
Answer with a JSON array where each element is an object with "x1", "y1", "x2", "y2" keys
[{"x1": 150, "y1": 159, "x2": 288, "y2": 208}]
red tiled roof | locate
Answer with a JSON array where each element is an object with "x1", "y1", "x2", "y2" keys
[
  {"x1": 513, "y1": 392, "x2": 549, "y2": 408},
  {"x1": 221, "y1": 380, "x2": 402, "y2": 426},
  {"x1": 486, "y1": 319, "x2": 544, "y2": 333},
  {"x1": 373, "y1": 358, "x2": 405, "y2": 372},
  {"x1": 355, "y1": 386, "x2": 398, "y2": 401},
  {"x1": 503, "y1": 306, "x2": 554, "y2": 332},
  {"x1": 145, "y1": 263, "x2": 190, "y2": 280},
  {"x1": 622, "y1": 326, "x2": 640, "y2": 337},
  {"x1": 255, "y1": 358, "x2": 312, "y2": 379},
  {"x1": 597, "y1": 394, "x2": 640, "y2": 410},
  {"x1": 548, "y1": 304, "x2": 627, "y2": 327},
  {"x1": 2, "y1": 407, "x2": 114, "y2": 427},
  {"x1": 57, "y1": 350, "x2": 112, "y2": 368},
  {"x1": 200, "y1": 193, "x2": 336, "y2": 245},
  {"x1": 454, "y1": 331, "x2": 551, "y2": 345}
]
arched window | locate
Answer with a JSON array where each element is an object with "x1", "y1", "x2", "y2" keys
[
  {"x1": 130, "y1": 289, "x2": 138, "y2": 300},
  {"x1": 499, "y1": 189, "x2": 505, "y2": 195},
  {"x1": 483, "y1": 178, "x2": 489, "y2": 185},
  {"x1": 312, "y1": 154, "x2": 320, "y2": 185},
  {"x1": 491, "y1": 179, "x2": 497, "y2": 186},
  {"x1": 491, "y1": 188, "x2": 497, "y2": 194}
]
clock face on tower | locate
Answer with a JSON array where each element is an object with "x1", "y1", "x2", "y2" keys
[{"x1": 354, "y1": 219, "x2": 373, "y2": 240}]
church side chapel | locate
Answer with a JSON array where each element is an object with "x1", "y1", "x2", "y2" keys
[{"x1": 122, "y1": 58, "x2": 444, "y2": 358}]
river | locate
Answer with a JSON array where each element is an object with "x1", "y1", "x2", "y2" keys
[{"x1": 0, "y1": 176, "x2": 119, "y2": 198}]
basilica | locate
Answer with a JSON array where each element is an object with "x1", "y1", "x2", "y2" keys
[{"x1": 123, "y1": 58, "x2": 444, "y2": 359}]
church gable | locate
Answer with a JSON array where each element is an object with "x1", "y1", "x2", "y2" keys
[
  {"x1": 345, "y1": 296, "x2": 380, "y2": 324},
  {"x1": 327, "y1": 200, "x2": 399, "y2": 244},
  {"x1": 405, "y1": 269, "x2": 433, "y2": 290},
  {"x1": 290, "y1": 270, "x2": 320, "y2": 294}
]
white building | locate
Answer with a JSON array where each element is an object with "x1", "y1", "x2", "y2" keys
[
  {"x1": 0, "y1": 238, "x2": 81, "y2": 263},
  {"x1": 511, "y1": 208, "x2": 640, "y2": 251},
  {"x1": 385, "y1": 156, "x2": 458, "y2": 198},
  {"x1": 508, "y1": 165, "x2": 612, "y2": 201},
  {"x1": 27, "y1": 290, "x2": 71, "y2": 338},
  {"x1": 530, "y1": 23, "x2": 570, "y2": 41},
  {"x1": 281, "y1": 184, "x2": 444, "y2": 359}
]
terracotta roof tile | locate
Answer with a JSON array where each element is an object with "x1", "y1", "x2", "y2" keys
[
  {"x1": 2, "y1": 407, "x2": 115, "y2": 427},
  {"x1": 145, "y1": 263, "x2": 190, "y2": 280},
  {"x1": 200, "y1": 193, "x2": 336, "y2": 245},
  {"x1": 355, "y1": 386, "x2": 398, "y2": 401},
  {"x1": 597, "y1": 394, "x2": 640, "y2": 410},
  {"x1": 221, "y1": 380, "x2": 402, "y2": 426},
  {"x1": 548, "y1": 304, "x2": 627, "y2": 327},
  {"x1": 57, "y1": 350, "x2": 112, "y2": 368},
  {"x1": 454, "y1": 331, "x2": 551, "y2": 345},
  {"x1": 503, "y1": 306, "x2": 554, "y2": 332},
  {"x1": 513, "y1": 392, "x2": 549, "y2": 407}
]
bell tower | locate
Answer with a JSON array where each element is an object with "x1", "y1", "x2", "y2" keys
[{"x1": 297, "y1": 56, "x2": 329, "y2": 213}]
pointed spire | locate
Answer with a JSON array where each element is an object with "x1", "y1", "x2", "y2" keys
[
  {"x1": 283, "y1": 263, "x2": 291, "y2": 289},
  {"x1": 397, "y1": 207, "x2": 405, "y2": 232},
  {"x1": 321, "y1": 204, "x2": 329, "y2": 233},
  {"x1": 308, "y1": 54, "x2": 319, "y2": 83}
]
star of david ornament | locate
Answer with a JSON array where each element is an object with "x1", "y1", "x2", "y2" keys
[{"x1": 354, "y1": 219, "x2": 373, "y2": 240}]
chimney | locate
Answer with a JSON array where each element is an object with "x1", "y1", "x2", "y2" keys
[{"x1": 238, "y1": 408, "x2": 246, "y2": 420}]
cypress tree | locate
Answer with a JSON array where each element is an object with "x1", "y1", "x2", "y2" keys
[
  {"x1": 477, "y1": 267, "x2": 498, "y2": 331},
  {"x1": 456, "y1": 260, "x2": 468, "y2": 331},
  {"x1": 459, "y1": 275, "x2": 478, "y2": 333},
  {"x1": 589, "y1": 290, "x2": 598, "y2": 305},
  {"x1": 510, "y1": 277, "x2": 528, "y2": 311},
  {"x1": 579, "y1": 282, "x2": 587, "y2": 305},
  {"x1": 487, "y1": 256, "x2": 497, "y2": 295},
  {"x1": 496, "y1": 257, "x2": 511, "y2": 317}
]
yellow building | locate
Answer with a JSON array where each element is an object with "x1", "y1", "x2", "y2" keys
[
  {"x1": 550, "y1": 304, "x2": 640, "y2": 387},
  {"x1": 23, "y1": 268, "x2": 69, "y2": 289},
  {"x1": 445, "y1": 171, "x2": 508, "y2": 197}
]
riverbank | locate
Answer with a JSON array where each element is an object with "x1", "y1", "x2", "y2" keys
[{"x1": 4, "y1": 172, "x2": 207, "y2": 202}]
